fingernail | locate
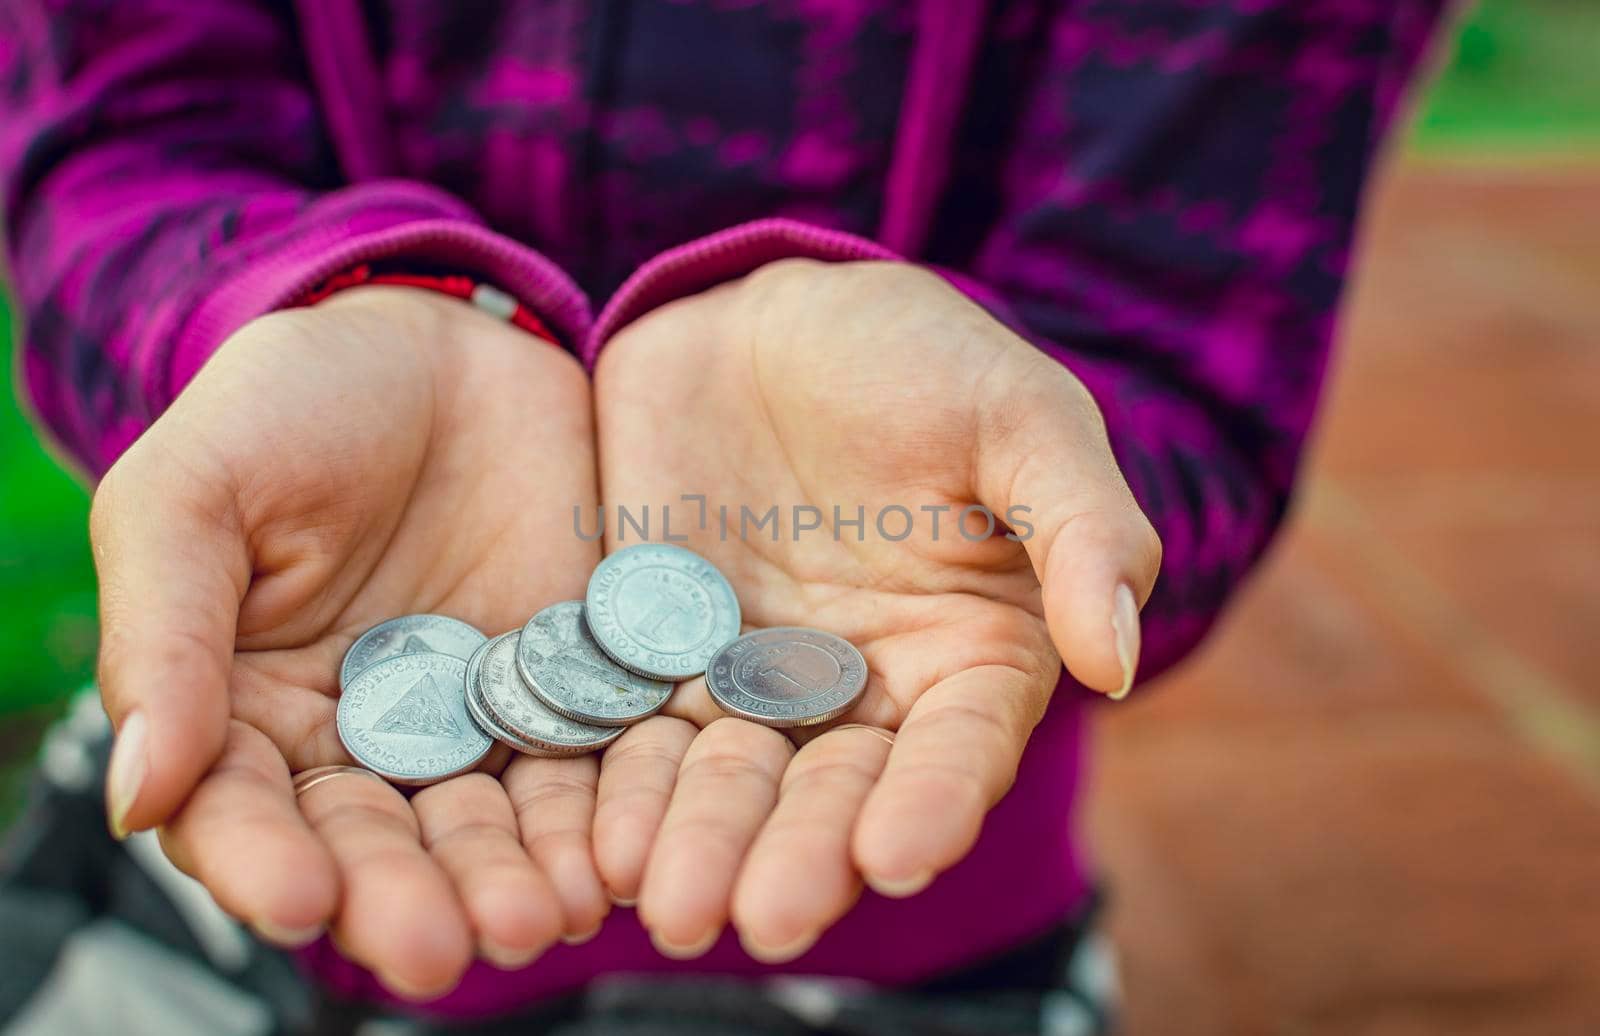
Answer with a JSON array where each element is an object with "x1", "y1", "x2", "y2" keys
[
  {"x1": 561, "y1": 923, "x2": 603, "y2": 946},
  {"x1": 480, "y1": 939, "x2": 543, "y2": 970},
  {"x1": 253, "y1": 920, "x2": 324, "y2": 949},
  {"x1": 865, "y1": 869, "x2": 933, "y2": 899},
  {"x1": 106, "y1": 710, "x2": 149, "y2": 840},
  {"x1": 1109, "y1": 583, "x2": 1141, "y2": 701},
  {"x1": 609, "y1": 892, "x2": 637, "y2": 908},
  {"x1": 382, "y1": 973, "x2": 446, "y2": 1003},
  {"x1": 649, "y1": 927, "x2": 719, "y2": 960},
  {"x1": 739, "y1": 928, "x2": 819, "y2": 964}
]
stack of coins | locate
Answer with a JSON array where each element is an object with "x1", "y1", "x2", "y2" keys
[{"x1": 335, "y1": 543, "x2": 869, "y2": 787}]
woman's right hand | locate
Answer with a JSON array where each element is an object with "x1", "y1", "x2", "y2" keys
[{"x1": 91, "y1": 286, "x2": 610, "y2": 999}]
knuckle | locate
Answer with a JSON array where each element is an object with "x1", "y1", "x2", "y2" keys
[
  {"x1": 886, "y1": 757, "x2": 995, "y2": 813},
  {"x1": 595, "y1": 781, "x2": 673, "y2": 816},
  {"x1": 921, "y1": 687, "x2": 1033, "y2": 754},
  {"x1": 694, "y1": 717, "x2": 791, "y2": 760},
  {"x1": 665, "y1": 814, "x2": 755, "y2": 859},
  {"x1": 749, "y1": 813, "x2": 834, "y2": 858},
  {"x1": 781, "y1": 753, "x2": 881, "y2": 795},
  {"x1": 522, "y1": 826, "x2": 586, "y2": 858},
  {"x1": 509, "y1": 771, "x2": 595, "y2": 815},
  {"x1": 423, "y1": 818, "x2": 510, "y2": 854},
  {"x1": 461, "y1": 859, "x2": 542, "y2": 896},
  {"x1": 603, "y1": 721, "x2": 696, "y2": 769},
  {"x1": 413, "y1": 771, "x2": 501, "y2": 806},
  {"x1": 605, "y1": 740, "x2": 684, "y2": 770},
  {"x1": 680, "y1": 749, "x2": 779, "y2": 787},
  {"x1": 312, "y1": 801, "x2": 420, "y2": 844},
  {"x1": 941, "y1": 695, "x2": 1015, "y2": 742}
]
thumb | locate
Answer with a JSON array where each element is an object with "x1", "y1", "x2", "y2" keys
[
  {"x1": 974, "y1": 354, "x2": 1161, "y2": 698},
  {"x1": 91, "y1": 436, "x2": 247, "y2": 837}
]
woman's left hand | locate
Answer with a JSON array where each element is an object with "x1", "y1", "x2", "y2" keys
[{"x1": 589, "y1": 259, "x2": 1161, "y2": 962}]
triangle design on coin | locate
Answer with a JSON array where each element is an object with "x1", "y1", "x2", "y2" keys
[
  {"x1": 401, "y1": 634, "x2": 434, "y2": 653},
  {"x1": 373, "y1": 674, "x2": 461, "y2": 737}
]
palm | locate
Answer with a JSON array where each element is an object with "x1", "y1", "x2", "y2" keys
[
  {"x1": 596, "y1": 287, "x2": 1056, "y2": 735},
  {"x1": 588, "y1": 264, "x2": 1092, "y2": 963},
  {"x1": 100, "y1": 288, "x2": 610, "y2": 997},
  {"x1": 218, "y1": 318, "x2": 599, "y2": 772}
]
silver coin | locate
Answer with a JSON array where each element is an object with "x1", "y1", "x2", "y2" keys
[
  {"x1": 517, "y1": 602, "x2": 673, "y2": 727},
  {"x1": 336, "y1": 651, "x2": 492, "y2": 785},
  {"x1": 464, "y1": 634, "x2": 559, "y2": 756},
  {"x1": 478, "y1": 631, "x2": 623, "y2": 755},
  {"x1": 705, "y1": 627, "x2": 868, "y2": 728},
  {"x1": 340, "y1": 614, "x2": 487, "y2": 689},
  {"x1": 585, "y1": 544, "x2": 741, "y2": 680}
]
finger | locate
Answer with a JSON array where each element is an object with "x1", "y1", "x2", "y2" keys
[
  {"x1": 592, "y1": 716, "x2": 698, "y2": 905},
  {"x1": 412, "y1": 773, "x2": 565, "y2": 970},
  {"x1": 637, "y1": 719, "x2": 793, "y2": 959},
  {"x1": 502, "y1": 754, "x2": 610, "y2": 944},
  {"x1": 657, "y1": 675, "x2": 725, "y2": 728},
  {"x1": 731, "y1": 726, "x2": 893, "y2": 962},
  {"x1": 299, "y1": 770, "x2": 473, "y2": 1000},
  {"x1": 158, "y1": 721, "x2": 337, "y2": 946},
  {"x1": 92, "y1": 440, "x2": 247, "y2": 837},
  {"x1": 852, "y1": 662, "x2": 1051, "y2": 897},
  {"x1": 973, "y1": 350, "x2": 1162, "y2": 697},
  {"x1": 480, "y1": 741, "x2": 514, "y2": 776}
]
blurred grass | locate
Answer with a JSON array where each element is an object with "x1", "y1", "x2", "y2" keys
[
  {"x1": 1, "y1": 294, "x2": 97, "y2": 820},
  {"x1": 0, "y1": 0, "x2": 1597, "y2": 796},
  {"x1": 1412, "y1": 0, "x2": 1600, "y2": 152},
  {"x1": 0, "y1": 298, "x2": 97, "y2": 712}
]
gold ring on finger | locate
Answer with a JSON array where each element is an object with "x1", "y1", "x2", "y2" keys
[
  {"x1": 291, "y1": 765, "x2": 389, "y2": 797},
  {"x1": 825, "y1": 723, "x2": 896, "y2": 747}
]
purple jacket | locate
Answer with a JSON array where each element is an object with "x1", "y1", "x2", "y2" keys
[{"x1": 1, "y1": 0, "x2": 1439, "y2": 1016}]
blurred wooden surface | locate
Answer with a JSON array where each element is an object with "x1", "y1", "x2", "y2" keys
[{"x1": 1085, "y1": 159, "x2": 1600, "y2": 1035}]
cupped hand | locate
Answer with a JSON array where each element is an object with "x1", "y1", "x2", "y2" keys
[
  {"x1": 589, "y1": 260, "x2": 1160, "y2": 963},
  {"x1": 92, "y1": 287, "x2": 609, "y2": 997}
]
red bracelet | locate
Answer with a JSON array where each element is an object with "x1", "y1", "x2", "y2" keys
[{"x1": 295, "y1": 264, "x2": 560, "y2": 346}]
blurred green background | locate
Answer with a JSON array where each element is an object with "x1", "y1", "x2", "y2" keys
[{"x1": 0, "y1": 0, "x2": 1597, "y2": 810}]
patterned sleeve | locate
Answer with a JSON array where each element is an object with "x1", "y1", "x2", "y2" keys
[
  {"x1": 0, "y1": 0, "x2": 585, "y2": 476},
  {"x1": 583, "y1": 4, "x2": 1443, "y2": 688},
  {"x1": 945, "y1": 1, "x2": 1442, "y2": 678}
]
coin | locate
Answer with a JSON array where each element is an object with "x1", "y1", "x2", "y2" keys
[
  {"x1": 517, "y1": 601, "x2": 673, "y2": 727},
  {"x1": 340, "y1": 614, "x2": 487, "y2": 690},
  {"x1": 464, "y1": 634, "x2": 557, "y2": 755},
  {"x1": 705, "y1": 627, "x2": 868, "y2": 728},
  {"x1": 478, "y1": 631, "x2": 623, "y2": 755},
  {"x1": 336, "y1": 652, "x2": 492, "y2": 785},
  {"x1": 585, "y1": 544, "x2": 741, "y2": 680}
]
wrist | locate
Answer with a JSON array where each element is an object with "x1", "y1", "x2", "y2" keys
[
  {"x1": 305, "y1": 285, "x2": 524, "y2": 379},
  {"x1": 295, "y1": 264, "x2": 560, "y2": 347}
]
